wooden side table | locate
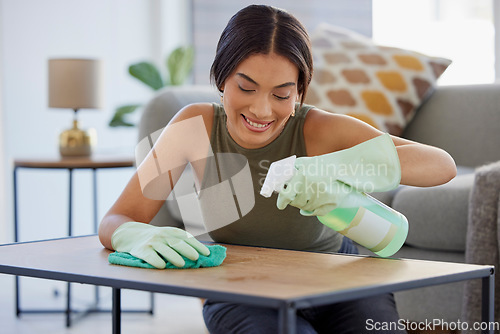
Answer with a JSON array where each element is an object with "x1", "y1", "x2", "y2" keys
[
  {"x1": 12, "y1": 155, "x2": 154, "y2": 327},
  {"x1": 13, "y1": 156, "x2": 135, "y2": 239}
]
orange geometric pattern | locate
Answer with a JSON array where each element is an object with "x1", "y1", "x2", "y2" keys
[
  {"x1": 376, "y1": 71, "x2": 407, "y2": 92},
  {"x1": 393, "y1": 54, "x2": 425, "y2": 71},
  {"x1": 305, "y1": 24, "x2": 452, "y2": 136},
  {"x1": 361, "y1": 91, "x2": 393, "y2": 115}
]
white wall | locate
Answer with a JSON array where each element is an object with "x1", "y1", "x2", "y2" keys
[
  {"x1": 495, "y1": 0, "x2": 500, "y2": 80},
  {"x1": 373, "y1": 0, "x2": 495, "y2": 85},
  {"x1": 152, "y1": 0, "x2": 192, "y2": 66},
  {"x1": 0, "y1": 0, "x2": 189, "y2": 242},
  {"x1": 0, "y1": 0, "x2": 6, "y2": 243}
]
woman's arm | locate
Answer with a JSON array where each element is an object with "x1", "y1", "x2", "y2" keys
[
  {"x1": 391, "y1": 136, "x2": 456, "y2": 187},
  {"x1": 98, "y1": 103, "x2": 214, "y2": 250},
  {"x1": 98, "y1": 173, "x2": 167, "y2": 250},
  {"x1": 304, "y1": 108, "x2": 457, "y2": 187}
]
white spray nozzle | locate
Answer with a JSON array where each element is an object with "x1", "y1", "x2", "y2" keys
[{"x1": 260, "y1": 155, "x2": 297, "y2": 198}]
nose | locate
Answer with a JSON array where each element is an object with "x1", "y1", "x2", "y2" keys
[{"x1": 249, "y1": 96, "x2": 272, "y2": 119}]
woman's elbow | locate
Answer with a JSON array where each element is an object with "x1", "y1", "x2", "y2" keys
[{"x1": 438, "y1": 153, "x2": 457, "y2": 185}]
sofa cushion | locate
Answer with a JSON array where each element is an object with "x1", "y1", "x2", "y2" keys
[
  {"x1": 305, "y1": 23, "x2": 451, "y2": 136},
  {"x1": 402, "y1": 84, "x2": 500, "y2": 168},
  {"x1": 392, "y1": 167, "x2": 474, "y2": 251},
  {"x1": 462, "y1": 160, "x2": 500, "y2": 326},
  {"x1": 369, "y1": 186, "x2": 402, "y2": 206}
]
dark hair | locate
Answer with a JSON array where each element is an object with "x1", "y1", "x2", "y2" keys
[{"x1": 210, "y1": 5, "x2": 313, "y2": 105}]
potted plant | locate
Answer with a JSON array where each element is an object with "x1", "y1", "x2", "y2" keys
[{"x1": 109, "y1": 46, "x2": 194, "y2": 127}]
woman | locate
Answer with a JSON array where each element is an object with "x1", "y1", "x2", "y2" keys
[{"x1": 99, "y1": 5, "x2": 456, "y2": 333}]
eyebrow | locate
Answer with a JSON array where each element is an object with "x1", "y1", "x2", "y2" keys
[{"x1": 236, "y1": 73, "x2": 296, "y2": 88}]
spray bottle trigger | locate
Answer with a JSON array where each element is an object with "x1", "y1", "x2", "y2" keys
[{"x1": 260, "y1": 155, "x2": 297, "y2": 198}]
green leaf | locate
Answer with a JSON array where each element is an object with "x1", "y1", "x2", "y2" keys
[
  {"x1": 166, "y1": 46, "x2": 194, "y2": 86},
  {"x1": 110, "y1": 46, "x2": 195, "y2": 128},
  {"x1": 129, "y1": 62, "x2": 164, "y2": 90},
  {"x1": 108, "y1": 104, "x2": 141, "y2": 127}
]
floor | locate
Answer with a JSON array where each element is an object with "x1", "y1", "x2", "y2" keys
[
  {"x1": 0, "y1": 273, "x2": 208, "y2": 334},
  {"x1": 0, "y1": 272, "x2": 459, "y2": 334}
]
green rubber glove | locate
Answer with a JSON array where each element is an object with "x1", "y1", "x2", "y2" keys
[
  {"x1": 277, "y1": 133, "x2": 401, "y2": 216},
  {"x1": 111, "y1": 222, "x2": 210, "y2": 269},
  {"x1": 277, "y1": 171, "x2": 350, "y2": 216}
]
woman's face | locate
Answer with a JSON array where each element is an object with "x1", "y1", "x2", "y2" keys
[{"x1": 221, "y1": 52, "x2": 300, "y2": 149}]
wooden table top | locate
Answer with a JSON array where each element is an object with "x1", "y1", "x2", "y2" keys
[
  {"x1": 0, "y1": 236, "x2": 492, "y2": 307},
  {"x1": 12, "y1": 155, "x2": 135, "y2": 169}
]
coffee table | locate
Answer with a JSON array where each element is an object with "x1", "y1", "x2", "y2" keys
[{"x1": 0, "y1": 235, "x2": 494, "y2": 334}]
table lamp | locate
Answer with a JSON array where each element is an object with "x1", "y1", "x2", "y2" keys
[{"x1": 48, "y1": 58, "x2": 103, "y2": 157}]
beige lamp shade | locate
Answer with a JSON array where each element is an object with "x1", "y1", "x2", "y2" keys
[
  {"x1": 48, "y1": 58, "x2": 102, "y2": 157},
  {"x1": 48, "y1": 58, "x2": 102, "y2": 110}
]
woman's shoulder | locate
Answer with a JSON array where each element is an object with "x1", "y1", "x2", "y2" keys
[
  {"x1": 303, "y1": 107, "x2": 383, "y2": 156},
  {"x1": 170, "y1": 102, "x2": 215, "y2": 136},
  {"x1": 173, "y1": 102, "x2": 215, "y2": 120}
]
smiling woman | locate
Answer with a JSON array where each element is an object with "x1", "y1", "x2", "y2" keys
[
  {"x1": 99, "y1": 4, "x2": 456, "y2": 334},
  {"x1": 220, "y1": 53, "x2": 299, "y2": 149}
]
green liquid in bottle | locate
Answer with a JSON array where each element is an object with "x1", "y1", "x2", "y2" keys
[{"x1": 317, "y1": 191, "x2": 408, "y2": 257}]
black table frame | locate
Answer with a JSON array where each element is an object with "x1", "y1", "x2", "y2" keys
[{"x1": 12, "y1": 163, "x2": 154, "y2": 327}]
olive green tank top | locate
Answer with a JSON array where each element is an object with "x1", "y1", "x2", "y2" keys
[{"x1": 197, "y1": 103, "x2": 343, "y2": 253}]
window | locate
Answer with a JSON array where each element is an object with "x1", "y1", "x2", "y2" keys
[{"x1": 372, "y1": 0, "x2": 494, "y2": 85}]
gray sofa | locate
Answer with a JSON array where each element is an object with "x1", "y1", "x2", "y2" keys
[{"x1": 137, "y1": 83, "x2": 500, "y2": 323}]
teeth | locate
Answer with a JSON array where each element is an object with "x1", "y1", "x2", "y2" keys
[{"x1": 244, "y1": 116, "x2": 270, "y2": 128}]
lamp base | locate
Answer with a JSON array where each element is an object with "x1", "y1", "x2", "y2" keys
[{"x1": 59, "y1": 120, "x2": 96, "y2": 157}]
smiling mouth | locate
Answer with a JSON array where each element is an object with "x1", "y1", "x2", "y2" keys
[{"x1": 242, "y1": 115, "x2": 273, "y2": 129}]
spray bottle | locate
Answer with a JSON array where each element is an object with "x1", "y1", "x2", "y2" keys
[{"x1": 260, "y1": 155, "x2": 408, "y2": 257}]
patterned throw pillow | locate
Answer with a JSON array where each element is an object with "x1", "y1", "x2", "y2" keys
[{"x1": 305, "y1": 24, "x2": 452, "y2": 136}]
